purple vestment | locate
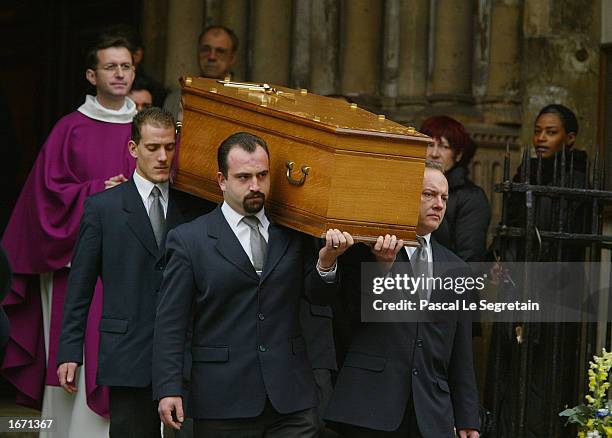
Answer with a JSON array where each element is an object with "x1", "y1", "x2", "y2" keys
[{"x1": 1, "y1": 111, "x2": 135, "y2": 417}]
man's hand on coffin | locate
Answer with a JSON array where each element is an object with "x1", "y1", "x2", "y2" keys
[
  {"x1": 318, "y1": 228, "x2": 354, "y2": 269},
  {"x1": 57, "y1": 361, "x2": 79, "y2": 394},
  {"x1": 371, "y1": 234, "x2": 404, "y2": 273},
  {"x1": 104, "y1": 173, "x2": 128, "y2": 190}
]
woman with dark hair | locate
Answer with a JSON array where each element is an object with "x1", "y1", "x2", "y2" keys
[
  {"x1": 533, "y1": 103, "x2": 578, "y2": 158},
  {"x1": 419, "y1": 115, "x2": 491, "y2": 262},
  {"x1": 486, "y1": 104, "x2": 587, "y2": 437},
  {"x1": 503, "y1": 103, "x2": 587, "y2": 260}
]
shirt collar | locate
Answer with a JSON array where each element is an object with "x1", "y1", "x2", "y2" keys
[
  {"x1": 221, "y1": 201, "x2": 269, "y2": 229},
  {"x1": 77, "y1": 95, "x2": 136, "y2": 124},
  {"x1": 133, "y1": 170, "x2": 169, "y2": 202},
  {"x1": 417, "y1": 233, "x2": 431, "y2": 247}
]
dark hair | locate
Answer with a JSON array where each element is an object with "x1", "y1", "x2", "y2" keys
[
  {"x1": 103, "y1": 24, "x2": 143, "y2": 49},
  {"x1": 536, "y1": 104, "x2": 579, "y2": 135},
  {"x1": 217, "y1": 132, "x2": 269, "y2": 176},
  {"x1": 131, "y1": 74, "x2": 155, "y2": 93},
  {"x1": 85, "y1": 33, "x2": 134, "y2": 70},
  {"x1": 419, "y1": 115, "x2": 476, "y2": 168},
  {"x1": 131, "y1": 107, "x2": 175, "y2": 144},
  {"x1": 198, "y1": 25, "x2": 239, "y2": 53}
]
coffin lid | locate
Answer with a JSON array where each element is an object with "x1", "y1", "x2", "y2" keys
[{"x1": 180, "y1": 77, "x2": 429, "y2": 142}]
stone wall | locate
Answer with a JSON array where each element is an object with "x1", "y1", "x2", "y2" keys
[{"x1": 140, "y1": 0, "x2": 602, "y2": 203}]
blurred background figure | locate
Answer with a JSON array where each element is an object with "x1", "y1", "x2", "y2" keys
[
  {"x1": 164, "y1": 25, "x2": 238, "y2": 121},
  {"x1": 129, "y1": 75, "x2": 154, "y2": 112},
  {"x1": 420, "y1": 115, "x2": 491, "y2": 263}
]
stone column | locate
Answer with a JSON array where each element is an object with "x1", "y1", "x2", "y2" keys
[
  {"x1": 291, "y1": 0, "x2": 312, "y2": 88},
  {"x1": 429, "y1": 0, "x2": 475, "y2": 100},
  {"x1": 140, "y1": 0, "x2": 169, "y2": 85},
  {"x1": 381, "y1": 0, "x2": 400, "y2": 100},
  {"x1": 340, "y1": 0, "x2": 382, "y2": 96},
  {"x1": 310, "y1": 0, "x2": 339, "y2": 95},
  {"x1": 219, "y1": 0, "x2": 249, "y2": 81},
  {"x1": 398, "y1": 0, "x2": 430, "y2": 101},
  {"x1": 164, "y1": 0, "x2": 205, "y2": 90},
  {"x1": 485, "y1": 0, "x2": 521, "y2": 124},
  {"x1": 204, "y1": 0, "x2": 223, "y2": 25},
  {"x1": 250, "y1": 0, "x2": 292, "y2": 85}
]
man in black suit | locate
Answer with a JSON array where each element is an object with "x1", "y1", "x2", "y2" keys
[
  {"x1": 153, "y1": 132, "x2": 353, "y2": 437},
  {"x1": 325, "y1": 162, "x2": 480, "y2": 437},
  {"x1": 56, "y1": 107, "x2": 204, "y2": 437}
]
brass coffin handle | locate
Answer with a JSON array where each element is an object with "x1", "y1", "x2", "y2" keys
[{"x1": 285, "y1": 161, "x2": 310, "y2": 186}]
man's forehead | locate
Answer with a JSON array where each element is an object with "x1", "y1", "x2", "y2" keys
[
  {"x1": 97, "y1": 46, "x2": 132, "y2": 63},
  {"x1": 201, "y1": 29, "x2": 232, "y2": 44},
  {"x1": 140, "y1": 123, "x2": 176, "y2": 140},
  {"x1": 423, "y1": 169, "x2": 448, "y2": 192},
  {"x1": 227, "y1": 146, "x2": 269, "y2": 169}
]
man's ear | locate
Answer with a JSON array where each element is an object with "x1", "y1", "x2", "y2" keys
[
  {"x1": 217, "y1": 171, "x2": 227, "y2": 191},
  {"x1": 85, "y1": 69, "x2": 97, "y2": 87},
  {"x1": 128, "y1": 140, "x2": 138, "y2": 159},
  {"x1": 566, "y1": 132, "x2": 577, "y2": 148},
  {"x1": 455, "y1": 150, "x2": 463, "y2": 164}
]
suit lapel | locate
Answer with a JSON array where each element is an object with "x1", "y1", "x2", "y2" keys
[
  {"x1": 209, "y1": 207, "x2": 260, "y2": 281},
  {"x1": 123, "y1": 179, "x2": 159, "y2": 257},
  {"x1": 260, "y1": 222, "x2": 291, "y2": 283}
]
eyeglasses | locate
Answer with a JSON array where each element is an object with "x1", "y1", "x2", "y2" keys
[
  {"x1": 199, "y1": 45, "x2": 231, "y2": 59},
  {"x1": 98, "y1": 63, "x2": 135, "y2": 73}
]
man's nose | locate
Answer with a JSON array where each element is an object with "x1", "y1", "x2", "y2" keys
[
  {"x1": 429, "y1": 144, "x2": 440, "y2": 157},
  {"x1": 157, "y1": 149, "x2": 167, "y2": 162},
  {"x1": 208, "y1": 49, "x2": 218, "y2": 60},
  {"x1": 536, "y1": 131, "x2": 546, "y2": 141},
  {"x1": 433, "y1": 196, "x2": 444, "y2": 209},
  {"x1": 249, "y1": 177, "x2": 260, "y2": 191}
]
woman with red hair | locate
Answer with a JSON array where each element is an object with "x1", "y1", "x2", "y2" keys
[{"x1": 419, "y1": 115, "x2": 491, "y2": 262}]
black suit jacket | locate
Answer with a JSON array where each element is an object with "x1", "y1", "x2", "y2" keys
[
  {"x1": 56, "y1": 179, "x2": 206, "y2": 387},
  {"x1": 324, "y1": 239, "x2": 480, "y2": 436},
  {"x1": 152, "y1": 206, "x2": 337, "y2": 419}
]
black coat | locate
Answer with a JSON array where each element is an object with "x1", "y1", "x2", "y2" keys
[
  {"x1": 56, "y1": 179, "x2": 207, "y2": 386},
  {"x1": 325, "y1": 241, "x2": 480, "y2": 435},
  {"x1": 152, "y1": 206, "x2": 338, "y2": 419},
  {"x1": 434, "y1": 165, "x2": 490, "y2": 262}
]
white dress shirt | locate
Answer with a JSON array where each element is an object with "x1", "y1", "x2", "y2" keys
[
  {"x1": 221, "y1": 201, "x2": 336, "y2": 281},
  {"x1": 133, "y1": 170, "x2": 169, "y2": 217}
]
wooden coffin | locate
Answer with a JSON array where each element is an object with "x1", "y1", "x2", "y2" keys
[{"x1": 175, "y1": 77, "x2": 430, "y2": 244}]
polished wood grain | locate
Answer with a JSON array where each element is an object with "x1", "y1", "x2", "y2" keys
[{"x1": 176, "y1": 77, "x2": 430, "y2": 244}]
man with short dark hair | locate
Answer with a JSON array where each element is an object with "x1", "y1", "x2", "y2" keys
[
  {"x1": 164, "y1": 25, "x2": 238, "y2": 120},
  {"x1": 325, "y1": 162, "x2": 480, "y2": 437},
  {"x1": 57, "y1": 107, "x2": 198, "y2": 437},
  {"x1": 1, "y1": 32, "x2": 138, "y2": 438},
  {"x1": 153, "y1": 131, "x2": 352, "y2": 437}
]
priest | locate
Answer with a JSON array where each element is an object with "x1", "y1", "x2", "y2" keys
[{"x1": 1, "y1": 33, "x2": 137, "y2": 438}]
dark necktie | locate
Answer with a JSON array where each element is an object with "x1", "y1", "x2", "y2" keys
[
  {"x1": 242, "y1": 215, "x2": 267, "y2": 276},
  {"x1": 149, "y1": 186, "x2": 165, "y2": 248},
  {"x1": 411, "y1": 235, "x2": 432, "y2": 301}
]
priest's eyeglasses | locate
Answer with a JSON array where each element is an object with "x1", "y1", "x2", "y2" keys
[{"x1": 99, "y1": 63, "x2": 135, "y2": 73}]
